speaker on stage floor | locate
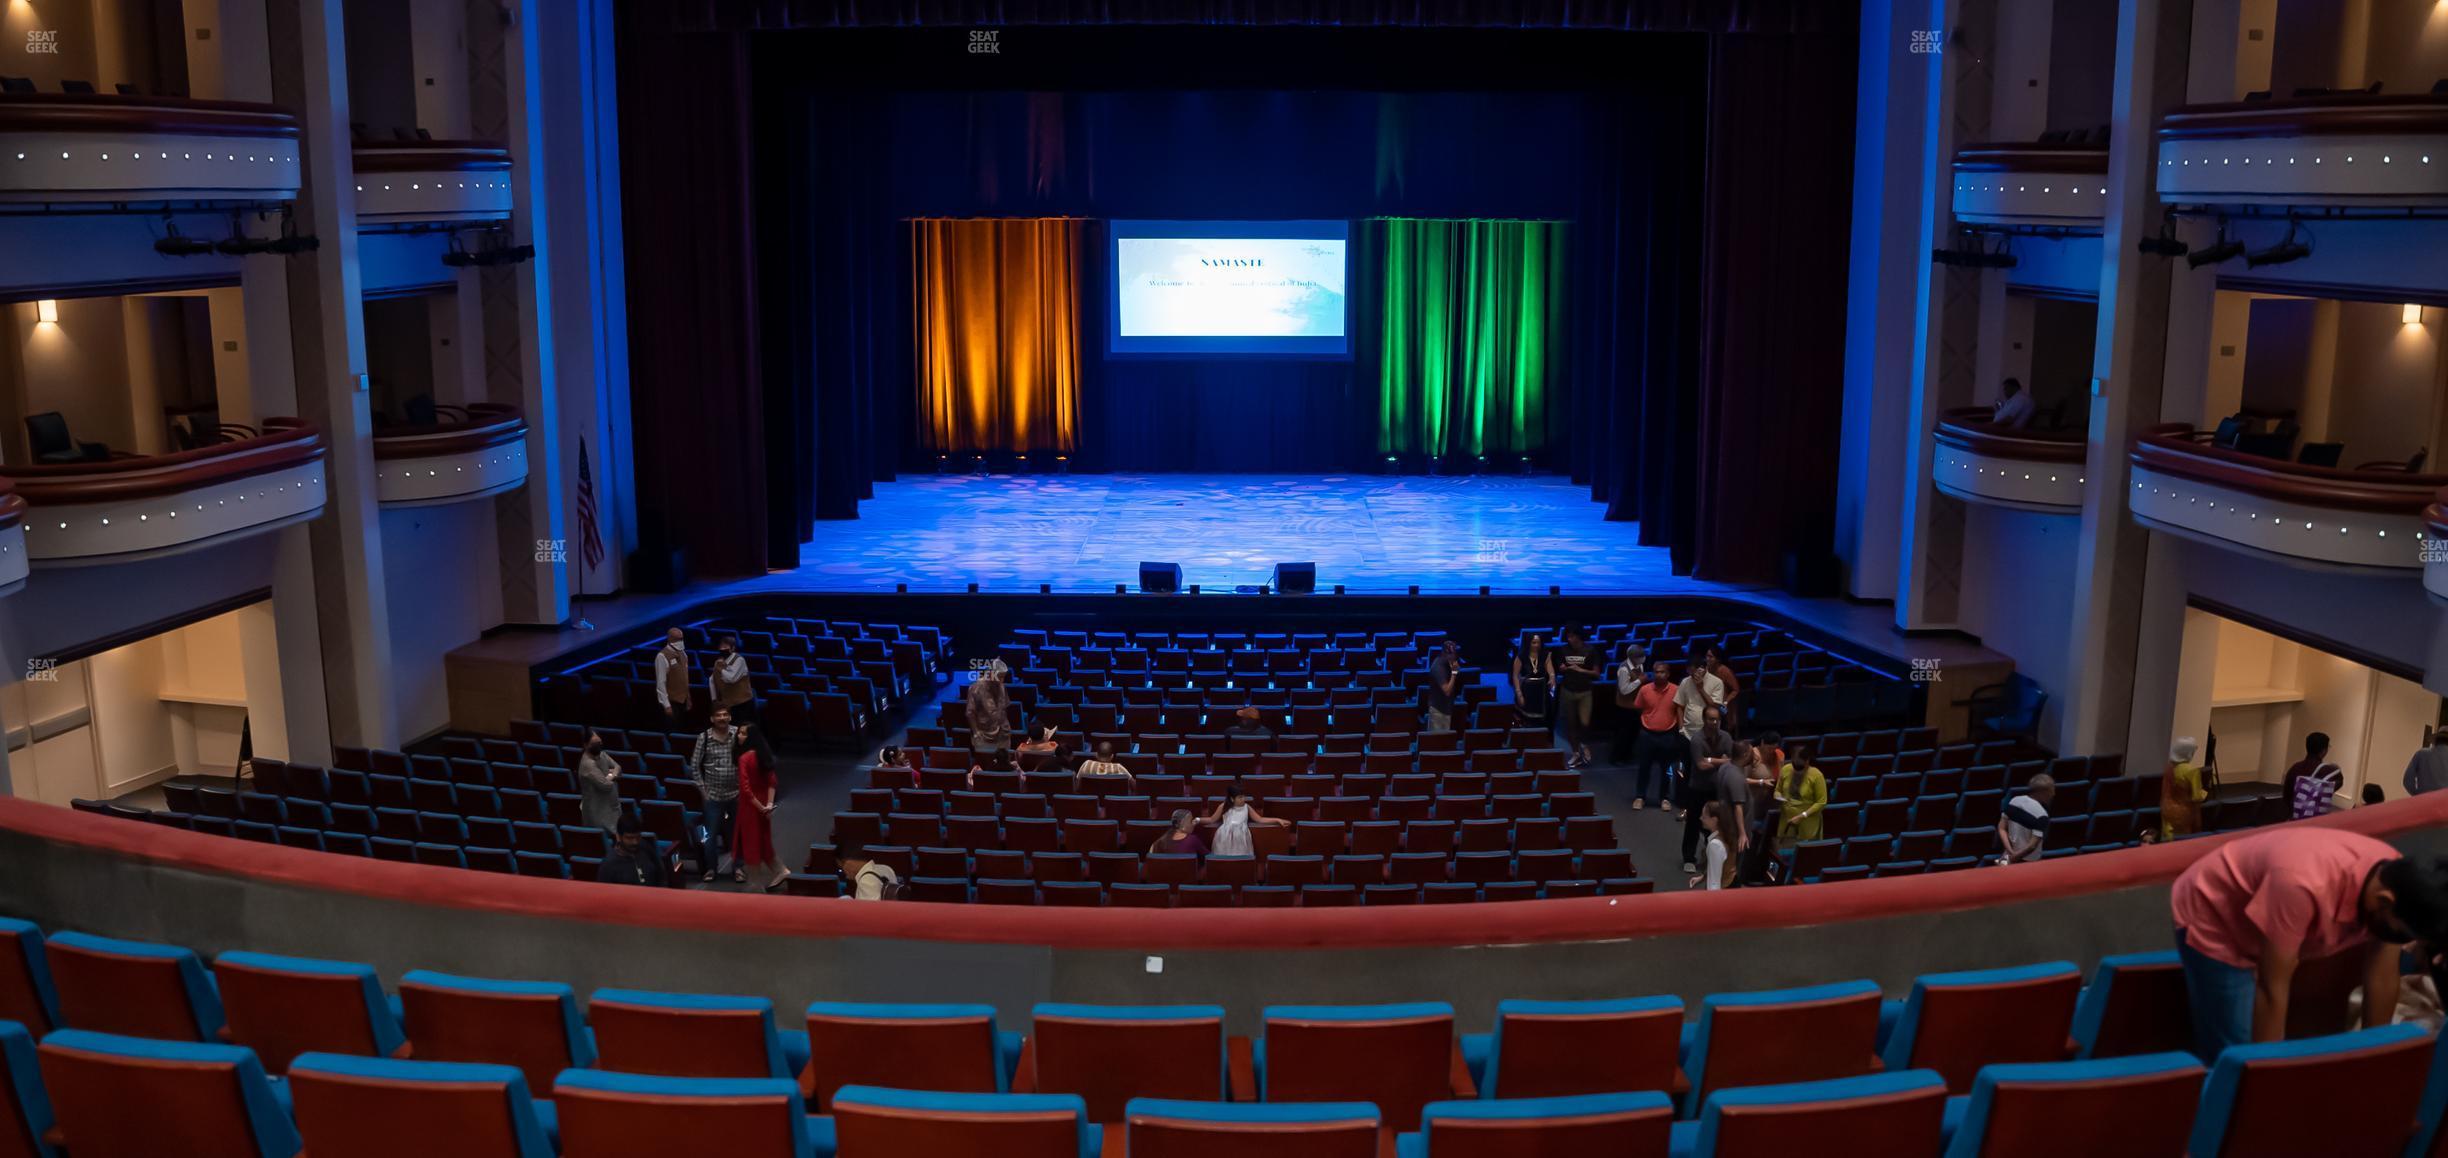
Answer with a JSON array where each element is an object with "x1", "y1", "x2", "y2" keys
[
  {"x1": 1271, "y1": 561, "x2": 1317, "y2": 595},
  {"x1": 1138, "y1": 561, "x2": 1183, "y2": 594}
]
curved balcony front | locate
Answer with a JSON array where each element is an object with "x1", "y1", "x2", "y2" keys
[
  {"x1": 3, "y1": 420, "x2": 326, "y2": 566},
  {"x1": 1931, "y1": 409, "x2": 2087, "y2": 513},
  {"x1": 2427, "y1": 495, "x2": 2448, "y2": 603},
  {"x1": 373, "y1": 403, "x2": 529, "y2": 506},
  {"x1": 1950, "y1": 142, "x2": 2110, "y2": 229},
  {"x1": 0, "y1": 95, "x2": 299, "y2": 206},
  {"x1": 2157, "y1": 94, "x2": 2448, "y2": 207},
  {"x1": 2129, "y1": 424, "x2": 2443, "y2": 572},
  {"x1": 0, "y1": 482, "x2": 26, "y2": 595},
  {"x1": 351, "y1": 141, "x2": 513, "y2": 226}
]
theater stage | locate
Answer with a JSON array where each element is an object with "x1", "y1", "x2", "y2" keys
[{"x1": 796, "y1": 474, "x2": 1699, "y2": 596}]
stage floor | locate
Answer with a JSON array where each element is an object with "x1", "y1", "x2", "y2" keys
[{"x1": 799, "y1": 474, "x2": 1720, "y2": 595}]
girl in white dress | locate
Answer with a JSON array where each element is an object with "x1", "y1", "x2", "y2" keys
[{"x1": 1204, "y1": 785, "x2": 1288, "y2": 857}]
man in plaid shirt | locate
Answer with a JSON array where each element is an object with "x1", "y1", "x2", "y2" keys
[{"x1": 690, "y1": 705, "x2": 741, "y2": 881}]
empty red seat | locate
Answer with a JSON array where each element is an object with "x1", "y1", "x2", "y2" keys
[
  {"x1": 589, "y1": 988, "x2": 808, "y2": 1080},
  {"x1": 213, "y1": 951, "x2": 409, "y2": 1073},
  {"x1": 556, "y1": 1070, "x2": 829, "y2": 1156},
  {"x1": 288, "y1": 1052, "x2": 556, "y2": 1158},
  {"x1": 1402, "y1": 1090, "x2": 1673, "y2": 1157},
  {"x1": 1683, "y1": 980, "x2": 1885, "y2": 1115},
  {"x1": 44, "y1": 931, "x2": 223, "y2": 1042},
  {"x1": 2070, "y1": 951, "x2": 2193, "y2": 1059},
  {"x1": 1462, "y1": 996, "x2": 1686, "y2": 1100},
  {"x1": 801, "y1": 1001, "x2": 1019, "y2": 1111},
  {"x1": 397, "y1": 970, "x2": 596, "y2": 1093},
  {"x1": 1018, "y1": 1003, "x2": 1241, "y2": 1122},
  {"x1": 1880, "y1": 962, "x2": 2080, "y2": 1093},
  {"x1": 2191, "y1": 1024, "x2": 2430, "y2": 1157},
  {"x1": 38, "y1": 1029, "x2": 300, "y2": 1158},
  {"x1": 830, "y1": 1085, "x2": 1099, "y2": 1158},
  {"x1": 1685, "y1": 1071, "x2": 1946, "y2": 1156},
  {"x1": 1125, "y1": 1099, "x2": 1377, "y2": 1158},
  {"x1": 0, "y1": 921, "x2": 58, "y2": 1037},
  {"x1": 1943, "y1": 1053, "x2": 2204, "y2": 1158},
  {"x1": 1260, "y1": 1003, "x2": 1470, "y2": 1131}
]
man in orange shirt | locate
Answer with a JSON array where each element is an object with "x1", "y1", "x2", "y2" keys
[
  {"x1": 2169, "y1": 827, "x2": 2448, "y2": 1061},
  {"x1": 1629, "y1": 661, "x2": 1683, "y2": 811}
]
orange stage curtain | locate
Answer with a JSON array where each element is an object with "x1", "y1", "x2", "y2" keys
[{"x1": 911, "y1": 218, "x2": 1083, "y2": 455}]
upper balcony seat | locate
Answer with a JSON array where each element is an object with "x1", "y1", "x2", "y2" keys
[
  {"x1": 2157, "y1": 91, "x2": 2448, "y2": 207},
  {"x1": 1931, "y1": 408, "x2": 2087, "y2": 514},
  {"x1": 0, "y1": 94, "x2": 299, "y2": 207},
  {"x1": 0, "y1": 419, "x2": 324, "y2": 567},
  {"x1": 1951, "y1": 141, "x2": 2109, "y2": 229},
  {"x1": 372, "y1": 403, "x2": 529, "y2": 508},
  {"x1": 2128, "y1": 423, "x2": 2445, "y2": 573},
  {"x1": 351, "y1": 140, "x2": 513, "y2": 226}
]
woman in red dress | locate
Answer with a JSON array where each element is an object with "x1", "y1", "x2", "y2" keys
[{"x1": 733, "y1": 723, "x2": 788, "y2": 891}]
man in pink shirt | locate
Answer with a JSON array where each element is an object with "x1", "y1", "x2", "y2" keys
[{"x1": 2168, "y1": 827, "x2": 2448, "y2": 1061}]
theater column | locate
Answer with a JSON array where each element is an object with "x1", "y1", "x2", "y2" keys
[
  {"x1": 265, "y1": 0, "x2": 401, "y2": 751},
  {"x1": 2057, "y1": 0, "x2": 2195, "y2": 757},
  {"x1": 1891, "y1": 0, "x2": 1995, "y2": 632},
  {"x1": 465, "y1": 0, "x2": 571, "y2": 626}
]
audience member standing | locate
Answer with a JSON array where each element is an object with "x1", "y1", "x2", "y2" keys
[
  {"x1": 1777, "y1": 742, "x2": 1828, "y2": 845},
  {"x1": 733, "y1": 723, "x2": 788, "y2": 891},
  {"x1": 1630, "y1": 662, "x2": 1682, "y2": 811},
  {"x1": 2405, "y1": 729, "x2": 2448, "y2": 796},
  {"x1": 1423, "y1": 639, "x2": 1463, "y2": 733},
  {"x1": 655, "y1": 627, "x2": 693, "y2": 726},
  {"x1": 1689, "y1": 802, "x2": 1734, "y2": 892},
  {"x1": 2169, "y1": 827, "x2": 2448, "y2": 1060},
  {"x1": 966, "y1": 662, "x2": 1013, "y2": 758},
  {"x1": 710, "y1": 634, "x2": 755, "y2": 721},
  {"x1": 1997, "y1": 774, "x2": 2055, "y2": 864},
  {"x1": 575, "y1": 731, "x2": 623, "y2": 834},
  {"x1": 2163, "y1": 737, "x2": 2208, "y2": 840},
  {"x1": 689, "y1": 706, "x2": 741, "y2": 881},
  {"x1": 1555, "y1": 627, "x2": 1601, "y2": 770},
  {"x1": 1680, "y1": 708, "x2": 1735, "y2": 874},
  {"x1": 1671, "y1": 660, "x2": 1725, "y2": 821},
  {"x1": 2287, "y1": 733, "x2": 2343, "y2": 820},
  {"x1": 1701, "y1": 646, "x2": 1742, "y2": 730},
  {"x1": 1512, "y1": 633, "x2": 1554, "y2": 732},
  {"x1": 1610, "y1": 641, "x2": 1650, "y2": 762}
]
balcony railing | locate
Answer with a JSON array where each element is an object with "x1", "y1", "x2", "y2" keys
[
  {"x1": 2427, "y1": 493, "x2": 2448, "y2": 603},
  {"x1": 0, "y1": 94, "x2": 300, "y2": 206},
  {"x1": 372, "y1": 403, "x2": 529, "y2": 507},
  {"x1": 1950, "y1": 142, "x2": 2110, "y2": 229},
  {"x1": 2128, "y1": 424, "x2": 2443, "y2": 570},
  {"x1": 1931, "y1": 408, "x2": 2087, "y2": 513},
  {"x1": 3, "y1": 419, "x2": 325, "y2": 565},
  {"x1": 351, "y1": 141, "x2": 512, "y2": 226},
  {"x1": 2157, "y1": 93, "x2": 2448, "y2": 207}
]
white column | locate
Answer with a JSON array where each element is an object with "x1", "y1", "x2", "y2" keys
[{"x1": 495, "y1": 0, "x2": 571, "y2": 624}]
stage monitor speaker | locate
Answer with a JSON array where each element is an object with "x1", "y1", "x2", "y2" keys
[
  {"x1": 1138, "y1": 561, "x2": 1183, "y2": 594},
  {"x1": 1272, "y1": 561, "x2": 1317, "y2": 595}
]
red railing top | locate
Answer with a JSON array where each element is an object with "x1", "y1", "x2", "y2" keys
[
  {"x1": 0, "y1": 419, "x2": 323, "y2": 504},
  {"x1": 2159, "y1": 93, "x2": 2448, "y2": 140},
  {"x1": 2131, "y1": 424, "x2": 2448, "y2": 514},
  {"x1": 1950, "y1": 142, "x2": 2110, "y2": 174},
  {"x1": 1934, "y1": 408, "x2": 2087, "y2": 464},
  {"x1": 372, "y1": 403, "x2": 526, "y2": 460},
  {"x1": 9, "y1": 788, "x2": 2448, "y2": 952},
  {"x1": 0, "y1": 93, "x2": 298, "y2": 139}
]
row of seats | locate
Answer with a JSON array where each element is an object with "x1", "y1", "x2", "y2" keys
[
  {"x1": 890, "y1": 878, "x2": 1657, "y2": 906},
  {"x1": 904, "y1": 740, "x2": 1571, "y2": 775},
  {"x1": 6, "y1": 919, "x2": 2413, "y2": 1153},
  {"x1": 870, "y1": 766, "x2": 1586, "y2": 796},
  {"x1": 830, "y1": 812, "x2": 1616, "y2": 855},
  {"x1": 922, "y1": 723, "x2": 1563, "y2": 756},
  {"x1": 74, "y1": 803, "x2": 629, "y2": 879}
]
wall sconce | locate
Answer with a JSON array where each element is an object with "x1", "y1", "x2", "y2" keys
[
  {"x1": 2405, "y1": 303, "x2": 2426, "y2": 327},
  {"x1": 34, "y1": 300, "x2": 57, "y2": 324}
]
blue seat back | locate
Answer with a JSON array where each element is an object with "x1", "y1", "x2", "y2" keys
[
  {"x1": 1938, "y1": 1053, "x2": 2203, "y2": 1158},
  {"x1": 2190, "y1": 1024, "x2": 2430, "y2": 1158},
  {"x1": 0, "y1": 1021, "x2": 54, "y2": 1158}
]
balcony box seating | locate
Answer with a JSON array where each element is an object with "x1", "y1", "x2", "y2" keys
[
  {"x1": 1397, "y1": 1090, "x2": 1674, "y2": 1158},
  {"x1": 829, "y1": 1085, "x2": 1100, "y2": 1158},
  {"x1": 43, "y1": 930, "x2": 224, "y2": 1042},
  {"x1": 35, "y1": 1029, "x2": 300, "y2": 1158},
  {"x1": 1258, "y1": 1003, "x2": 1471, "y2": 1132},
  {"x1": 1877, "y1": 961, "x2": 2083, "y2": 1093},
  {"x1": 2186, "y1": 1023, "x2": 2431, "y2": 1158},
  {"x1": 213, "y1": 950, "x2": 409, "y2": 1073},
  {"x1": 1460, "y1": 995, "x2": 1687, "y2": 1100},
  {"x1": 287, "y1": 1053, "x2": 555, "y2": 1158},
  {"x1": 1679, "y1": 980, "x2": 1886, "y2": 1116},
  {"x1": 555, "y1": 1069, "x2": 827, "y2": 1157},
  {"x1": 1938, "y1": 1053, "x2": 2205, "y2": 1158},
  {"x1": 1673, "y1": 1070, "x2": 1948, "y2": 1157},
  {"x1": 397, "y1": 970, "x2": 595, "y2": 1093},
  {"x1": 0, "y1": 921, "x2": 58, "y2": 1037},
  {"x1": 801, "y1": 1002, "x2": 1021, "y2": 1111},
  {"x1": 589, "y1": 988, "x2": 811, "y2": 1081},
  {"x1": 1017, "y1": 1003, "x2": 1237, "y2": 1122}
]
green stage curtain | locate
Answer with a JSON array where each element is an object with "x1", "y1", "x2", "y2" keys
[
  {"x1": 1376, "y1": 218, "x2": 1569, "y2": 458},
  {"x1": 911, "y1": 218, "x2": 1082, "y2": 454}
]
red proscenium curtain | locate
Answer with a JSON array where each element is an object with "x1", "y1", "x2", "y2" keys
[{"x1": 911, "y1": 218, "x2": 1083, "y2": 455}]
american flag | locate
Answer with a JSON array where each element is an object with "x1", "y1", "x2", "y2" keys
[{"x1": 576, "y1": 437, "x2": 605, "y2": 575}]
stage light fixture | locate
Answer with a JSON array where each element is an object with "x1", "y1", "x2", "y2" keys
[
  {"x1": 2186, "y1": 229, "x2": 2243, "y2": 268},
  {"x1": 1115, "y1": 584, "x2": 1126, "y2": 594},
  {"x1": 1549, "y1": 585, "x2": 1560, "y2": 596},
  {"x1": 1039, "y1": 583, "x2": 1051, "y2": 594},
  {"x1": 1189, "y1": 584, "x2": 1201, "y2": 595},
  {"x1": 1408, "y1": 585, "x2": 1420, "y2": 596},
  {"x1": 1333, "y1": 584, "x2": 1345, "y2": 595},
  {"x1": 153, "y1": 227, "x2": 215, "y2": 257},
  {"x1": 2244, "y1": 227, "x2": 2309, "y2": 268},
  {"x1": 967, "y1": 582, "x2": 979, "y2": 593},
  {"x1": 896, "y1": 583, "x2": 908, "y2": 593},
  {"x1": 1479, "y1": 585, "x2": 1491, "y2": 596}
]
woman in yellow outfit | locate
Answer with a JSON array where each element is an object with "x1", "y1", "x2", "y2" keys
[
  {"x1": 2162, "y1": 736, "x2": 2208, "y2": 840},
  {"x1": 1776, "y1": 741, "x2": 1828, "y2": 845}
]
